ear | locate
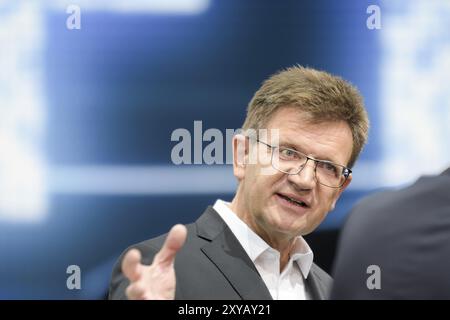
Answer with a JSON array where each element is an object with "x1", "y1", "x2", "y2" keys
[
  {"x1": 232, "y1": 134, "x2": 249, "y2": 181},
  {"x1": 330, "y1": 173, "x2": 352, "y2": 211}
]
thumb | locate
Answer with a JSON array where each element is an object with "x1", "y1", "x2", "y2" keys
[{"x1": 153, "y1": 224, "x2": 187, "y2": 268}]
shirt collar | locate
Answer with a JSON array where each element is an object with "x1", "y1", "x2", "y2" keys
[{"x1": 213, "y1": 199, "x2": 314, "y2": 278}]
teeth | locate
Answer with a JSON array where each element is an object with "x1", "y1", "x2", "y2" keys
[
  {"x1": 281, "y1": 195, "x2": 306, "y2": 207},
  {"x1": 290, "y1": 198, "x2": 304, "y2": 206}
]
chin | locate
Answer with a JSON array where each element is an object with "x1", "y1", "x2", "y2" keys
[{"x1": 268, "y1": 218, "x2": 302, "y2": 235}]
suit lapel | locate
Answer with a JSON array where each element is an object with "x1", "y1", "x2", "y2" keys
[
  {"x1": 305, "y1": 267, "x2": 328, "y2": 300},
  {"x1": 195, "y1": 206, "x2": 330, "y2": 300},
  {"x1": 196, "y1": 207, "x2": 273, "y2": 300}
]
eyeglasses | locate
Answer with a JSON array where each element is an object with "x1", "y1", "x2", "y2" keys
[{"x1": 255, "y1": 139, "x2": 352, "y2": 188}]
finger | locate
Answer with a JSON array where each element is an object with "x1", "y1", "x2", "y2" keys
[
  {"x1": 126, "y1": 282, "x2": 147, "y2": 300},
  {"x1": 153, "y1": 224, "x2": 187, "y2": 267},
  {"x1": 122, "y1": 248, "x2": 143, "y2": 282}
]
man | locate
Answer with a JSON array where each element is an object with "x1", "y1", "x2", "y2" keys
[
  {"x1": 331, "y1": 166, "x2": 450, "y2": 299},
  {"x1": 109, "y1": 66, "x2": 369, "y2": 300}
]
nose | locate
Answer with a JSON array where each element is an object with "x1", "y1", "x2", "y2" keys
[{"x1": 286, "y1": 159, "x2": 317, "y2": 190}]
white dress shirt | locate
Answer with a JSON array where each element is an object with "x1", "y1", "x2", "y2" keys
[{"x1": 213, "y1": 199, "x2": 314, "y2": 300}]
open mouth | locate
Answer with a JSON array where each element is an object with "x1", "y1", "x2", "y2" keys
[{"x1": 276, "y1": 193, "x2": 309, "y2": 208}]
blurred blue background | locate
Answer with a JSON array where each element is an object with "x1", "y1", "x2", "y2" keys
[{"x1": 1, "y1": 0, "x2": 449, "y2": 299}]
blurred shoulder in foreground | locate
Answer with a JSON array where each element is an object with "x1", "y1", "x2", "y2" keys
[{"x1": 331, "y1": 167, "x2": 450, "y2": 299}]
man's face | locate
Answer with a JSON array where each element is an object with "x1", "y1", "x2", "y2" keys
[{"x1": 233, "y1": 106, "x2": 353, "y2": 240}]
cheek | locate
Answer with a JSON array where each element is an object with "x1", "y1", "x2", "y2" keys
[
  {"x1": 261, "y1": 175, "x2": 285, "y2": 203},
  {"x1": 316, "y1": 189, "x2": 338, "y2": 212},
  {"x1": 242, "y1": 166, "x2": 262, "y2": 200},
  {"x1": 244, "y1": 164, "x2": 285, "y2": 200},
  {"x1": 251, "y1": 164, "x2": 281, "y2": 187},
  {"x1": 247, "y1": 172, "x2": 278, "y2": 211},
  {"x1": 326, "y1": 190, "x2": 340, "y2": 211}
]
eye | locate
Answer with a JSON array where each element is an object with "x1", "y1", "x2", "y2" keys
[
  {"x1": 279, "y1": 148, "x2": 299, "y2": 160},
  {"x1": 318, "y1": 161, "x2": 338, "y2": 175}
]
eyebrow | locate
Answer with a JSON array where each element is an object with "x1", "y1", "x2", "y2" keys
[{"x1": 278, "y1": 140, "x2": 340, "y2": 164}]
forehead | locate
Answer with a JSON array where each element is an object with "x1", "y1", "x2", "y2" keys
[{"x1": 265, "y1": 107, "x2": 353, "y2": 164}]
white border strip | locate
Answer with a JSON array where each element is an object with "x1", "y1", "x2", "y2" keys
[
  {"x1": 47, "y1": 161, "x2": 413, "y2": 195},
  {"x1": 49, "y1": 165, "x2": 237, "y2": 195}
]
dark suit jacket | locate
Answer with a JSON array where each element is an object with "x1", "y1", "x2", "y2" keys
[
  {"x1": 331, "y1": 167, "x2": 450, "y2": 299},
  {"x1": 109, "y1": 206, "x2": 332, "y2": 300}
]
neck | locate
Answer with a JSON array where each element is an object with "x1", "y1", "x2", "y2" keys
[{"x1": 229, "y1": 192, "x2": 296, "y2": 272}]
